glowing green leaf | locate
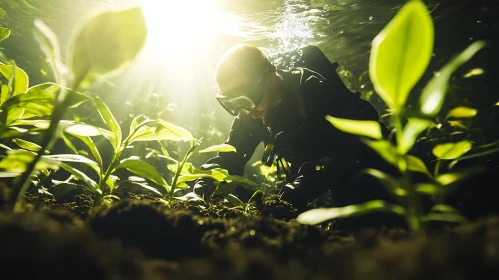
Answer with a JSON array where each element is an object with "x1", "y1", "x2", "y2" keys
[
  {"x1": 12, "y1": 138, "x2": 42, "y2": 152},
  {"x1": 0, "y1": 171, "x2": 21, "y2": 178},
  {"x1": 362, "y1": 139, "x2": 397, "y2": 166},
  {"x1": 59, "y1": 162, "x2": 99, "y2": 191},
  {"x1": 463, "y1": 68, "x2": 484, "y2": 78},
  {"x1": 447, "y1": 106, "x2": 477, "y2": 118},
  {"x1": 297, "y1": 200, "x2": 405, "y2": 225},
  {"x1": 364, "y1": 168, "x2": 407, "y2": 197},
  {"x1": 0, "y1": 26, "x2": 10, "y2": 42},
  {"x1": 153, "y1": 119, "x2": 194, "y2": 141},
  {"x1": 69, "y1": 7, "x2": 148, "y2": 88},
  {"x1": 432, "y1": 140, "x2": 472, "y2": 159},
  {"x1": 398, "y1": 118, "x2": 433, "y2": 154},
  {"x1": 415, "y1": 183, "x2": 442, "y2": 195},
  {"x1": 326, "y1": 116, "x2": 382, "y2": 139},
  {"x1": 65, "y1": 123, "x2": 112, "y2": 137},
  {"x1": 128, "y1": 115, "x2": 151, "y2": 138},
  {"x1": 369, "y1": 0, "x2": 433, "y2": 109},
  {"x1": 114, "y1": 156, "x2": 169, "y2": 192},
  {"x1": 66, "y1": 134, "x2": 103, "y2": 169},
  {"x1": 420, "y1": 41, "x2": 485, "y2": 116},
  {"x1": 431, "y1": 204, "x2": 460, "y2": 213},
  {"x1": 449, "y1": 146, "x2": 499, "y2": 169},
  {"x1": 199, "y1": 144, "x2": 237, "y2": 154},
  {"x1": 45, "y1": 154, "x2": 100, "y2": 175},
  {"x1": 0, "y1": 64, "x2": 29, "y2": 95},
  {"x1": 405, "y1": 155, "x2": 431, "y2": 175},
  {"x1": 129, "y1": 119, "x2": 194, "y2": 143},
  {"x1": 93, "y1": 96, "x2": 121, "y2": 151}
]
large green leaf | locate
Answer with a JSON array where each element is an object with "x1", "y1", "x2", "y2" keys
[
  {"x1": 419, "y1": 41, "x2": 485, "y2": 116},
  {"x1": 369, "y1": 0, "x2": 433, "y2": 109},
  {"x1": 0, "y1": 64, "x2": 29, "y2": 95},
  {"x1": 297, "y1": 200, "x2": 406, "y2": 225},
  {"x1": 432, "y1": 140, "x2": 472, "y2": 160},
  {"x1": 0, "y1": 26, "x2": 10, "y2": 42},
  {"x1": 93, "y1": 96, "x2": 121, "y2": 150},
  {"x1": 199, "y1": 144, "x2": 237, "y2": 154},
  {"x1": 114, "y1": 156, "x2": 169, "y2": 192},
  {"x1": 69, "y1": 7, "x2": 147, "y2": 88},
  {"x1": 326, "y1": 116, "x2": 382, "y2": 139}
]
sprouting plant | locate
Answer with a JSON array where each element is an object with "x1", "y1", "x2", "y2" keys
[
  {"x1": 297, "y1": 0, "x2": 486, "y2": 231},
  {"x1": 52, "y1": 105, "x2": 196, "y2": 205},
  {"x1": 0, "y1": 7, "x2": 148, "y2": 211},
  {"x1": 224, "y1": 189, "x2": 263, "y2": 214},
  {"x1": 157, "y1": 142, "x2": 260, "y2": 205}
]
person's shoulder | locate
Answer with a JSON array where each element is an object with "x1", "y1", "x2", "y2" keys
[{"x1": 294, "y1": 67, "x2": 328, "y2": 92}]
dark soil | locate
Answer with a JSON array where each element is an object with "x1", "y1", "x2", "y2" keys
[{"x1": 1, "y1": 187, "x2": 499, "y2": 280}]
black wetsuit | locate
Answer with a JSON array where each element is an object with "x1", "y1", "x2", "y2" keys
[{"x1": 201, "y1": 66, "x2": 396, "y2": 210}]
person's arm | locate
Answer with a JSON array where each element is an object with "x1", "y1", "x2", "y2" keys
[{"x1": 201, "y1": 113, "x2": 267, "y2": 176}]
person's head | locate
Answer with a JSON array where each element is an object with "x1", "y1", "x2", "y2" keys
[{"x1": 215, "y1": 44, "x2": 279, "y2": 119}]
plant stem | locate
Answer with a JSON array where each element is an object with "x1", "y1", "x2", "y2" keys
[
  {"x1": 169, "y1": 141, "x2": 198, "y2": 205},
  {"x1": 10, "y1": 87, "x2": 69, "y2": 212},
  {"x1": 434, "y1": 160, "x2": 441, "y2": 177},
  {"x1": 394, "y1": 114, "x2": 422, "y2": 231},
  {"x1": 96, "y1": 149, "x2": 123, "y2": 206}
]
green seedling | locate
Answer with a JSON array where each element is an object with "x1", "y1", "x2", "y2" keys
[
  {"x1": 153, "y1": 141, "x2": 260, "y2": 205},
  {"x1": 54, "y1": 105, "x2": 195, "y2": 205},
  {"x1": 297, "y1": 0, "x2": 486, "y2": 231},
  {"x1": 1, "y1": 7, "x2": 148, "y2": 211},
  {"x1": 224, "y1": 189, "x2": 263, "y2": 214}
]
